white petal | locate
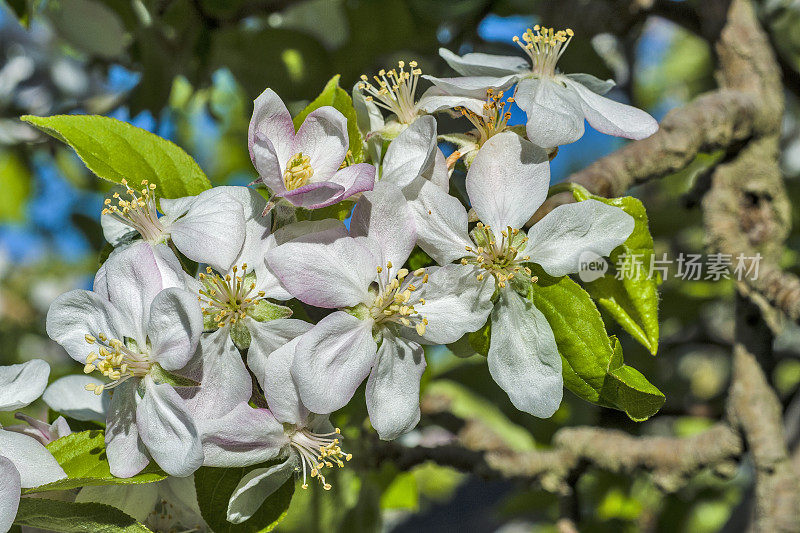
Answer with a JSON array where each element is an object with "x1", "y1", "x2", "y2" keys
[
  {"x1": 515, "y1": 78, "x2": 585, "y2": 149},
  {"x1": 415, "y1": 86, "x2": 489, "y2": 115},
  {"x1": 565, "y1": 78, "x2": 658, "y2": 140},
  {"x1": 266, "y1": 228, "x2": 377, "y2": 308},
  {"x1": 292, "y1": 311, "x2": 377, "y2": 414},
  {"x1": 46, "y1": 289, "x2": 124, "y2": 364},
  {"x1": 0, "y1": 456, "x2": 20, "y2": 533},
  {"x1": 488, "y1": 287, "x2": 562, "y2": 417},
  {"x1": 350, "y1": 181, "x2": 416, "y2": 278},
  {"x1": 148, "y1": 287, "x2": 202, "y2": 371},
  {"x1": 0, "y1": 429, "x2": 66, "y2": 488},
  {"x1": 163, "y1": 188, "x2": 246, "y2": 273},
  {"x1": 324, "y1": 163, "x2": 376, "y2": 204},
  {"x1": 198, "y1": 403, "x2": 286, "y2": 468},
  {"x1": 524, "y1": 199, "x2": 634, "y2": 277},
  {"x1": 416, "y1": 264, "x2": 495, "y2": 345},
  {"x1": 380, "y1": 115, "x2": 437, "y2": 188},
  {"x1": 105, "y1": 379, "x2": 150, "y2": 478},
  {"x1": 257, "y1": 337, "x2": 308, "y2": 426},
  {"x1": 366, "y1": 330, "x2": 425, "y2": 440},
  {"x1": 248, "y1": 319, "x2": 314, "y2": 426},
  {"x1": 137, "y1": 379, "x2": 203, "y2": 477},
  {"x1": 76, "y1": 484, "x2": 159, "y2": 523},
  {"x1": 565, "y1": 73, "x2": 615, "y2": 95},
  {"x1": 404, "y1": 177, "x2": 471, "y2": 265},
  {"x1": 227, "y1": 457, "x2": 295, "y2": 524},
  {"x1": 423, "y1": 73, "x2": 520, "y2": 97},
  {"x1": 0, "y1": 360, "x2": 49, "y2": 411},
  {"x1": 249, "y1": 88, "x2": 296, "y2": 174},
  {"x1": 439, "y1": 48, "x2": 529, "y2": 77},
  {"x1": 466, "y1": 132, "x2": 550, "y2": 237},
  {"x1": 429, "y1": 148, "x2": 450, "y2": 190},
  {"x1": 251, "y1": 134, "x2": 285, "y2": 193},
  {"x1": 100, "y1": 212, "x2": 136, "y2": 247},
  {"x1": 180, "y1": 328, "x2": 252, "y2": 420},
  {"x1": 295, "y1": 106, "x2": 348, "y2": 181},
  {"x1": 42, "y1": 375, "x2": 109, "y2": 422}
]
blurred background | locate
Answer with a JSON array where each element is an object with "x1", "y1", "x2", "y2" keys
[{"x1": 1, "y1": 0, "x2": 800, "y2": 531}]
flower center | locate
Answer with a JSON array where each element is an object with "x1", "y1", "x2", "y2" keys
[
  {"x1": 290, "y1": 427, "x2": 352, "y2": 491},
  {"x1": 513, "y1": 25, "x2": 574, "y2": 78},
  {"x1": 358, "y1": 60, "x2": 422, "y2": 124},
  {"x1": 82, "y1": 333, "x2": 152, "y2": 395},
  {"x1": 283, "y1": 152, "x2": 314, "y2": 191},
  {"x1": 456, "y1": 88, "x2": 514, "y2": 146},
  {"x1": 198, "y1": 264, "x2": 264, "y2": 328},
  {"x1": 461, "y1": 223, "x2": 537, "y2": 288},
  {"x1": 102, "y1": 179, "x2": 165, "y2": 242},
  {"x1": 369, "y1": 262, "x2": 429, "y2": 336}
]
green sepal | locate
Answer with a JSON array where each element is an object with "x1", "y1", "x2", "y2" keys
[
  {"x1": 149, "y1": 363, "x2": 200, "y2": 388},
  {"x1": 249, "y1": 300, "x2": 293, "y2": 322},
  {"x1": 230, "y1": 320, "x2": 252, "y2": 351}
]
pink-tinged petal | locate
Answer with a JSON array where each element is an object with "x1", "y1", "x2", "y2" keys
[
  {"x1": 180, "y1": 329, "x2": 251, "y2": 419},
  {"x1": 439, "y1": 47, "x2": 529, "y2": 77},
  {"x1": 380, "y1": 115, "x2": 437, "y2": 188},
  {"x1": 251, "y1": 135, "x2": 286, "y2": 193},
  {"x1": 524, "y1": 199, "x2": 634, "y2": 277},
  {"x1": 323, "y1": 163, "x2": 375, "y2": 206},
  {"x1": 137, "y1": 379, "x2": 203, "y2": 477},
  {"x1": 294, "y1": 106, "x2": 349, "y2": 180},
  {"x1": 292, "y1": 311, "x2": 377, "y2": 414},
  {"x1": 198, "y1": 403, "x2": 287, "y2": 468},
  {"x1": 466, "y1": 132, "x2": 550, "y2": 238},
  {"x1": 266, "y1": 229, "x2": 377, "y2": 308},
  {"x1": 415, "y1": 264, "x2": 495, "y2": 345},
  {"x1": 46, "y1": 289, "x2": 125, "y2": 364},
  {"x1": 247, "y1": 319, "x2": 314, "y2": 404},
  {"x1": 279, "y1": 181, "x2": 345, "y2": 209},
  {"x1": 351, "y1": 181, "x2": 416, "y2": 278},
  {"x1": 0, "y1": 456, "x2": 20, "y2": 532},
  {"x1": 404, "y1": 177, "x2": 471, "y2": 265},
  {"x1": 164, "y1": 189, "x2": 246, "y2": 273},
  {"x1": 366, "y1": 330, "x2": 425, "y2": 440},
  {"x1": 227, "y1": 457, "x2": 296, "y2": 524},
  {"x1": 488, "y1": 286, "x2": 562, "y2": 417},
  {"x1": 148, "y1": 288, "x2": 202, "y2": 371},
  {"x1": 106, "y1": 380, "x2": 150, "y2": 478},
  {"x1": 516, "y1": 78, "x2": 585, "y2": 149},
  {"x1": 0, "y1": 360, "x2": 49, "y2": 411},
  {"x1": 43, "y1": 375, "x2": 109, "y2": 422},
  {"x1": 249, "y1": 88, "x2": 295, "y2": 170},
  {"x1": 565, "y1": 78, "x2": 659, "y2": 140},
  {"x1": 256, "y1": 336, "x2": 309, "y2": 426},
  {"x1": 0, "y1": 430, "x2": 66, "y2": 488}
]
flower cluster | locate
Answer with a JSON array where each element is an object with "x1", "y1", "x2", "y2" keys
[{"x1": 4, "y1": 25, "x2": 657, "y2": 532}]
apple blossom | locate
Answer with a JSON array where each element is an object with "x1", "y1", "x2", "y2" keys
[
  {"x1": 101, "y1": 179, "x2": 246, "y2": 273},
  {"x1": 432, "y1": 26, "x2": 658, "y2": 149},
  {"x1": 45, "y1": 243, "x2": 204, "y2": 478},
  {"x1": 266, "y1": 181, "x2": 493, "y2": 439},
  {"x1": 408, "y1": 131, "x2": 634, "y2": 416},
  {"x1": 249, "y1": 89, "x2": 376, "y2": 210}
]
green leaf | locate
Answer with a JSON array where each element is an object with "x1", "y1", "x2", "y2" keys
[
  {"x1": 20, "y1": 115, "x2": 211, "y2": 199},
  {"x1": 296, "y1": 200, "x2": 355, "y2": 223},
  {"x1": 0, "y1": 151, "x2": 32, "y2": 222},
  {"x1": 194, "y1": 465, "x2": 294, "y2": 533},
  {"x1": 569, "y1": 184, "x2": 660, "y2": 355},
  {"x1": 14, "y1": 498, "x2": 152, "y2": 532},
  {"x1": 24, "y1": 430, "x2": 166, "y2": 494},
  {"x1": 292, "y1": 75, "x2": 364, "y2": 163},
  {"x1": 527, "y1": 266, "x2": 664, "y2": 421}
]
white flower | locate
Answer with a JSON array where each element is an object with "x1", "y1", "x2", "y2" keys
[
  {"x1": 0, "y1": 360, "x2": 67, "y2": 533},
  {"x1": 408, "y1": 132, "x2": 635, "y2": 416},
  {"x1": 45, "y1": 244, "x2": 204, "y2": 478},
  {"x1": 198, "y1": 327, "x2": 352, "y2": 524},
  {"x1": 265, "y1": 181, "x2": 493, "y2": 439},
  {"x1": 432, "y1": 26, "x2": 658, "y2": 149},
  {"x1": 353, "y1": 60, "x2": 487, "y2": 142},
  {"x1": 249, "y1": 89, "x2": 376, "y2": 210},
  {"x1": 101, "y1": 179, "x2": 246, "y2": 273},
  {"x1": 76, "y1": 476, "x2": 209, "y2": 532}
]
